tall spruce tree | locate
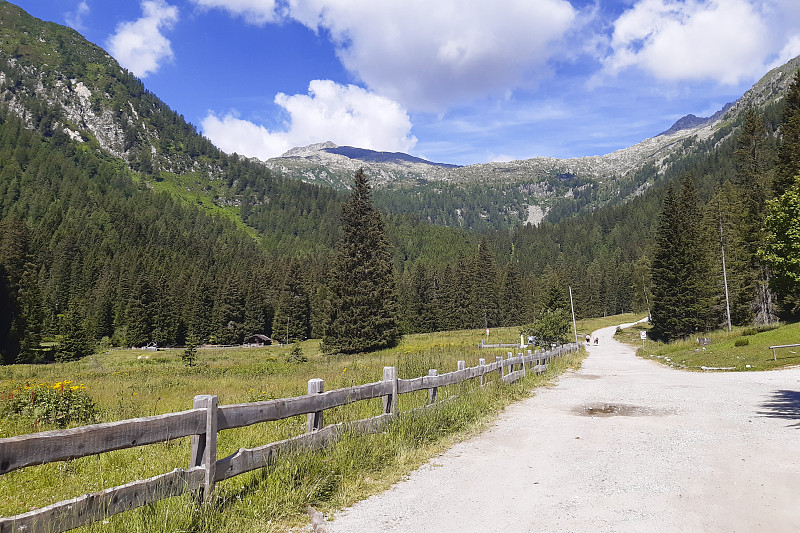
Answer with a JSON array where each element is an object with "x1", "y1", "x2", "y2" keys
[
  {"x1": 650, "y1": 184, "x2": 684, "y2": 340},
  {"x1": 732, "y1": 110, "x2": 777, "y2": 324},
  {"x1": 322, "y1": 170, "x2": 400, "y2": 354},
  {"x1": 472, "y1": 237, "x2": 499, "y2": 328},
  {"x1": 651, "y1": 177, "x2": 716, "y2": 341},
  {"x1": 775, "y1": 70, "x2": 800, "y2": 195},
  {"x1": 271, "y1": 264, "x2": 311, "y2": 343}
]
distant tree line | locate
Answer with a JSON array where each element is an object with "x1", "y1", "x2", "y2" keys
[{"x1": 3, "y1": 0, "x2": 800, "y2": 360}]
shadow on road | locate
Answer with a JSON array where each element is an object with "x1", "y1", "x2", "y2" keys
[{"x1": 758, "y1": 390, "x2": 800, "y2": 428}]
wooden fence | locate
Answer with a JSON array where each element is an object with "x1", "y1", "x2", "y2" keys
[{"x1": 0, "y1": 343, "x2": 578, "y2": 533}]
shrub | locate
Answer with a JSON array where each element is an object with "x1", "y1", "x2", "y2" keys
[
  {"x1": 1, "y1": 381, "x2": 98, "y2": 428},
  {"x1": 741, "y1": 328, "x2": 758, "y2": 336},
  {"x1": 286, "y1": 343, "x2": 307, "y2": 363},
  {"x1": 734, "y1": 338, "x2": 750, "y2": 347}
]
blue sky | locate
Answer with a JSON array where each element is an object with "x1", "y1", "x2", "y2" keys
[{"x1": 15, "y1": 0, "x2": 800, "y2": 165}]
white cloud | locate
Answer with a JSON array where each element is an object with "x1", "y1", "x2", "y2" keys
[
  {"x1": 190, "y1": 0, "x2": 281, "y2": 24},
  {"x1": 107, "y1": 0, "x2": 179, "y2": 78},
  {"x1": 286, "y1": 0, "x2": 578, "y2": 111},
  {"x1": 201, "y1": 80, "x2": 417, "y2": 160},
  {"x1": 603, "y1": 0, "x2": 800, "y2": 84},
  {"x1": 196, "y1": 0, "x2": 578, "y2": 112},
  {"x1": 64, "y1": 1, "x2": 90, "y2": 31}
]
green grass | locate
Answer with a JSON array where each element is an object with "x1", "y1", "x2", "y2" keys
[
  {"x1": 614, "y1": 320, "x2": 800, "y2": 371},
  {"x1": 0, "y1": 327, "x2": 586, "y2": 532}
]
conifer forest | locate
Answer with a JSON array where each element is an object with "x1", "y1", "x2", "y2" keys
[{"x1": 1, "y1": 2, "x2": 800, "y2": 363}]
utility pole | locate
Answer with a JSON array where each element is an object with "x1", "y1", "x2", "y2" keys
[
  {"x1": 569, "y1": 286, "x2": 578, "y2": 345},
  {"x1": 718, "y1": 200, "x2": 732, "y2": 332}
]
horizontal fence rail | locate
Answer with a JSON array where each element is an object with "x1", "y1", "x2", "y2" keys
[{"x1": 0, "y1": 343, "x2": 579, "y2": 533}]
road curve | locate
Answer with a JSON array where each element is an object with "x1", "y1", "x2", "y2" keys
[{"x1": 329, "y1": 322, "x2": 800, "y2": 532}]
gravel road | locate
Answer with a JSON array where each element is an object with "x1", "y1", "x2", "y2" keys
[{"x1": 329, "y1": 321, "x2": 800, "y2": 532}]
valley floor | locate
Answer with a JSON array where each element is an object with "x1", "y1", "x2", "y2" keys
[{"x1": 329, "y1": 321, "x2": 800, "y2": 532}]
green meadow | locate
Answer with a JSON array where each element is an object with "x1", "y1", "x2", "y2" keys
[
  {"x1": 0, "y1": 324, "x2": 589, "y2": 532},
  {"x1": 614, "y1": 320, "x2": 800, "y2": 371}
]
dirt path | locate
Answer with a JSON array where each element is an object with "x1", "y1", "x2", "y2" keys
[{"x1": 329, "y1": 321, "x2": 800, "y2": 532}]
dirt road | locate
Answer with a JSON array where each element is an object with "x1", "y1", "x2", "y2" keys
[{"x1": 330, "y1": 321, "x2": 800, "y2": 532}]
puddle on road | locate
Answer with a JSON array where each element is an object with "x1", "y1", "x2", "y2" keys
[
  {"x1": 570, "y1": 373, "x2": 602, "y2": 380},
  {"x1": 574, "y1": 403, "x2": 666, "y2": 417}
]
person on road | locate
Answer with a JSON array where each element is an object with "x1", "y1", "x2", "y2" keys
[
  {"x1": 594, "y1": 336, "x2": 599, "y2": 345},
  {"x1": 585, "y1": 334, "x2": 591, "y2": 345}
]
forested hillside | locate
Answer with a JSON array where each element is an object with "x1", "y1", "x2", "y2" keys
[{"x1": 0, "y1": 1, "x2": 798, "y2": 364}]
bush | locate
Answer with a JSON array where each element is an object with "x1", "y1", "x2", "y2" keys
[
  {"x1": 286, "y1": 343, "x2": 307, "y2": 363},
  {"x1": 741, "y1": 328, "x2": 758, "y2": 336},
  {"x1": 520, "y1": 309, "x2": 570, "y2": 347},
  {"x1": 1, "y1": 381, "x2": 98, "y2": 428},
  {"x1": 734, "y1": 338, "x2": 750, "y2": 347}
]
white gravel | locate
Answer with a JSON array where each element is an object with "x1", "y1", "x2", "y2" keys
[{"x1": 329, "y1": 322, "x2": 800, "y2": 532}]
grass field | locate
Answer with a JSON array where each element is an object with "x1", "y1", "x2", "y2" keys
[
  {"x1": 0, "y1": 323, "x2": 592, "y2": 532},
  {"x1": 613, "y1": 320, "x2": 800, "y2": 371}
]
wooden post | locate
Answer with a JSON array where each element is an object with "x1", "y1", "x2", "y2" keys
[
  {"x1": 458, "y1": 360, "x2": 466, "y2": 371},
  {"x1": 190, "y1": 394, "x2": 218, "y2": 502},
  {"x1": 383, "y1": 366, "x2": 398, "y2": 414},
  {"x1": 518, "y1": 352, "x2": 526, "y2": 377},
  {"x1": 306, "y1": 378, "x2": 324, "y2": 432},
  {"x1": 496, "y1": 355, "x2": 503, "y2": 378},
  {"x1": 478, "y1": 358, "x2": 485, "y2": 387},
  {"x1": 428, "y1": 369, "x2": 438, "y2": 404}
]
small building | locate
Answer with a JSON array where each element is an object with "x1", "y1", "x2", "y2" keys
[{"x1": 244, "y1": 334, "x2": 273, "y2": 347}]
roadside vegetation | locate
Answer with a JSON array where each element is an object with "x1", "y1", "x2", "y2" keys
[
  {"x1": 615, "y1": 319, "x2": 800, "y2": 371},
  {"x1": 0, "y1": 324, "x2": 588, "y2": 532}
]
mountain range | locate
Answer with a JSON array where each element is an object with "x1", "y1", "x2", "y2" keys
[
  {"x1": 262, "y1": 56, "x2": 798, "y2": 226},
  {"x1": 0, "y1": 0, "x2": 797, "y2": 357},
  {"x1": 0, "y1": 0, "x2": 796, "y2": 230}
]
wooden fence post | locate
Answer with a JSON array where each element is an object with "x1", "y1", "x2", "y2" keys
[
  {"x1": 518, "y1": 352, "x2": 526, "y2": 377},
  {"x1": 478, "y1": 358, "x2": 485, "y2": 387},
  {"x1": 190, "y1": 394, "x2": 218, "y2": 502},
  {"x1": 383, "y1": 367, "x2": 398, "y2": 414},
  {"x1": 306, "y1": 378, "x2": 324, "y2": 432},
  {"x1": 458, "y1": 360, "x2": 466, "y2": 371},
  {"x1": 507, "y1": 352, "x2": 513, "y2": 372},
  {"x1": 428, "y1": 369, "x2": 438, "y2": 404},
  {"x1": 496, "y1": 355, "x2": 503, "y2": 379}
]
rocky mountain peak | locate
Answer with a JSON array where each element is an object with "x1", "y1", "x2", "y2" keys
[{"x1": 280, "y1": 141, "x2": 338, "y2": 158}]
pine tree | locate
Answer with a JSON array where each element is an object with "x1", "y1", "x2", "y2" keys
[
  {"x1": 650, "y1": 184, "x2": 684, "y2": 340},
  {"x1": 57, "y1": 302, "x2": 92, "y2": 362},
  {"x1": 775, "y1": 70, "x2": 800, "y2": 195},
  {"x1": 735, "y1": 107, "x2": 768, "y2": 216},
  {"x1": 472, "y1": 237, "x2": 499, "y2": 328},
  {"x1": 498, "y1": 260, "x2": 523, "y2": 326},
  {"x1": 733, "y1": 108, "x2": 777, "y2": 324},
  {"x1": 405, "y1": 262, "x2": 439, "y2": 333},
  {"x1": 322, "y1": 169, "x2": 400, "y2": 354},
  {"x1": 271, "y1": 265, "x2": 311, "y2": 343},
  {"x1": 651, "y1": 177, "x2": 717, "y2": 341}
]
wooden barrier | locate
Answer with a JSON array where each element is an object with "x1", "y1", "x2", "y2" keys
[{"x1": 0, "y1": 343, "x2": 579, "y2": 532}]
